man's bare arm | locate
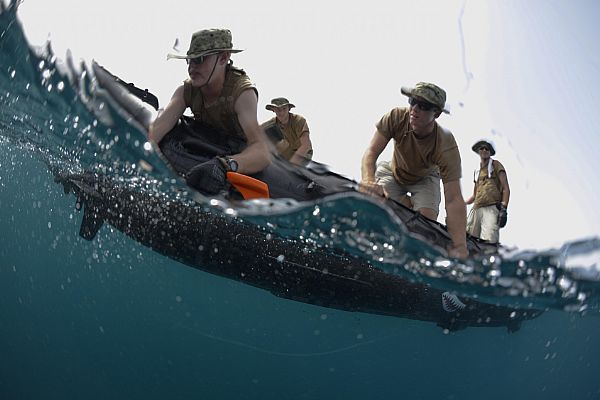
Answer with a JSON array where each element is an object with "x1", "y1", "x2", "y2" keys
[
  {"x1": 465, "y1": 182, "x2": 477, "y2": 205},
  {"x1": 444, "y1": 179, "x2": 468, "y2": 259},
  {"x1": 359, "y1": 131, "x2": 389, "y2": 196},
  {"x1": 233, "y1": 89, "x2": 272, "y2": 174},
  {"x1": 290, "y1": 131, "x2": 312, "y2": 165},
  {"x1": 498, "y1": 170, "x2": 510, "y2": 207},
  {"x1": 148, "y1": 85, "x2": 186, "y2": 143}
]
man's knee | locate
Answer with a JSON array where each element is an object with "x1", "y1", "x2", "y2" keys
[
  {"x1": 481, "y1": 225, "x2": 500, "y2": 242},
  {"x1": 398, "y1": 195, "x2": 413, "y2": 208},
  {"x1": 418, "y1": 207, "x2": 438, "y2": 221}
]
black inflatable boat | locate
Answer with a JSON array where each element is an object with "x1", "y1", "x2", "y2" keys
[{"x1": 51, "y1": 63, "x2": 542, "y2": 331}]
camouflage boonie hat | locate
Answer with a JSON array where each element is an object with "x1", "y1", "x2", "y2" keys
[
  {"x1": 167, "y1": 28, "x2": 243, "y2": 60},
  {"x1": 472, "y1": 139, "x2": 496, "y2": 156},
  {"x1": 401, "y1": 82, "x2": 449, "y2": 114},
  {"x1": 266, "y1": 97, "x2": 296, "y2": 111}
]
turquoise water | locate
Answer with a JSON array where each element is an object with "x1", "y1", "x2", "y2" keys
[{"x1": 2, "y1": 2, "x2": 600, "y2": 399}]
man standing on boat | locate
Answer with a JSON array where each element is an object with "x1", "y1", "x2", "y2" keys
[
  {"x1": 465, "y1": 139, "x2": 510, "y2": 243},
  {"x1": 261, "y1": 97, "x2": 313, "y2": 165},
  {"x1": 148, "y1": 28, "x2": 271, "y2": 194},
  {"x1": 360, "y1": 82, "x2": 468, "y2": 259}
]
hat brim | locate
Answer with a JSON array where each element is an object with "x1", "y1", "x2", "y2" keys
[
  {"x1": 167, "y1": 48, "x2": 243, "y2": 60},
  {"x1": 401, "y1": 86, "x2": 449, "y2": 114},
  {"x1": 266, "y1": 103, "x2": 295, "y2": 111},
  {"x1": 472, "y1": 140, "x2": 496, "y2": 156}
]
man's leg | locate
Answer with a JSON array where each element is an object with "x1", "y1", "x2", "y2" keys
[
  {"x1": 419, "y1": 208, "x2": 438, "y2": 220},
  {"x1": 479, "y1": 205, "x2": 500, "y2": 243},
  {"x1": 408, "y1": 174, "x2": 441, "y2": 221},
  {"x1": 466, "y1": 207, "x2": 482, "y2": 238},
  {"x1": 375, "y1": 161, "x2": 410, "y2": 205}
]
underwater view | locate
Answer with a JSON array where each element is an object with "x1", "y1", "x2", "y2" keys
[{"x1": 2, "y1": 1, "x2": 600, "y2": 399}]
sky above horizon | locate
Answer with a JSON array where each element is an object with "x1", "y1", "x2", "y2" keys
[{"x1": 13, "y1": 0, "x2": 600, "y2": 250}]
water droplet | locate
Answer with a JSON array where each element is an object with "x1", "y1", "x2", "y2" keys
[{"x1": 557, "y1": 276, "x2": 572, "y2": 291}]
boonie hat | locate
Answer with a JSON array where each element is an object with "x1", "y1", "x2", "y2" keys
[
  {"x1": 266, "y1": 97, "x2": 296, "y2": 111},
  {"x1": 167, "y1": 28, "x2": 243, "y2": 60},
  {"x1": 472, "y1": 139, "x2": 496, "y2": 156},
  {"x1": 401, "y1": 82, "x2": 449, "y2": 114}
]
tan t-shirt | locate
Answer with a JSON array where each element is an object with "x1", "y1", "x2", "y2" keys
[
  {"x1": 473, "y1": 159, "x2": 506, "y2": 208},
  {"x1": 376, "y1": 107, "x2": 462, "y2": 185},
  {"x1": 262, "y1": 113, "x2": 310, "y2": 160}
]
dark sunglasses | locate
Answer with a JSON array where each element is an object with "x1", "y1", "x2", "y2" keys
[
  {"x1": 479, "y1": 146, "x2": 490, "y2": 152},
  {"x1": 186, "y1": 53, "x2": 217, "y2": 66},
  {"x1": 408, "y1": 97, "x2": 438, "y2": 112}
]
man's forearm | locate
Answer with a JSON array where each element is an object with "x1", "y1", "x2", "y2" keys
[
  {"x1": 290, "y1": 142, "x2": 312, "y2": 165},
  {"x1": 501, "y1": 189, "x2": 510, "y2": 207},
  {"x1": 446, "y1": 196, "x2": 467, "y2": 248},
  {"x1": 361, "y1": 152, "x2": 378, "y2": 182},
  {"x1": 234, "y1": 141, "x2": 272, "y2": 174}
]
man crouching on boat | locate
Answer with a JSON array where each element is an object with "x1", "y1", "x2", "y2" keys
[
  {"x1": 148, "y1": 28, "x2": 272, "y2": 194},
  {"x1": 360, "y1": 82, "x2": 468, "y2": 259}
]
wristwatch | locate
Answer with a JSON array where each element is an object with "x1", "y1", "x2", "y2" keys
[{"x1": 218, "y1": 156, "x2": 238, "y2": 172}]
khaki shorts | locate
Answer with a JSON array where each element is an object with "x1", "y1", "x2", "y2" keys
[
  {"x1": 466, "y1": 204, "x2": 500, "y2": 243},
  {"x1": 375, "y1": 161, "x2": 441, "y2": 218}
]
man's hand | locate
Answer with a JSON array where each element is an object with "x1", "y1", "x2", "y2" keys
[
  {"x1": 497, "y1": 204, "x2": 508, "y2": 228},
  {"x1": 359, "y1": 181, "x2": 386, "y2": 197},
  {"x1": 447, "y1": 242, "x2": 469, "y2": 259},
  {"x1": 186, "y1": 158, "x2": 228, "y2": 195}
]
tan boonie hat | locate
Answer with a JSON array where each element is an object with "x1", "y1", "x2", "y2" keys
[
  {"x1": 266, "y1": 97, "x2": 296, "y2": 111},
  {"x1": 401, "y1": 82, "x2": 449, "y2": 114},
  {"x1": 472, "y1": 139, "x2": 496, "y2": 156},
  {"x1": 167, "y1": 28, "x2": 243, "y2": 60}
]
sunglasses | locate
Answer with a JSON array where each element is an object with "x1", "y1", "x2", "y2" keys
[
  {"x1": 479, "y1": 146, "x2": 490, "y2": 152},
  {"x1": 186, "y1": 53, "x2": 218, "y2": 66},
  {"x1": 408, "y1": 97, "x2": 438, "y2": 112}
]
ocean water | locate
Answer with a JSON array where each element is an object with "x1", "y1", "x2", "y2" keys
[{"x1": 1, "y1": 2, "x2": 600, "y2": 399}]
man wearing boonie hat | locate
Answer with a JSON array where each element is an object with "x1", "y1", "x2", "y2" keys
[
  {"x1": 360, "y1": 82, "x2": 468, "y2": 259},
  {"x1": 465, "y1": 139, "x2": 510, "y2": 243},
  {"x1": 261, "y1": 97, "x2": 313, "y2": 165},
  {"x1": 149, "y1": 28, "x2": 271, "y2": 195}
]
